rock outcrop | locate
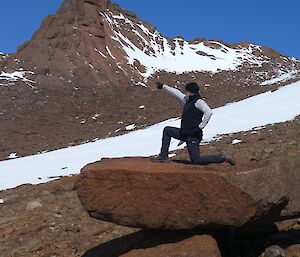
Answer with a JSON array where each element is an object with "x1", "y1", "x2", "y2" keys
[{"x1": 76, "y1": 157, "x2": 300, "y2": 230}]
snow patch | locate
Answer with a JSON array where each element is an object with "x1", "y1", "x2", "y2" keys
[
  {"x1": 0, "y1": 69, "x2": 36, "y2": 88},
  {"x1": 253, "y1": 126, "x2": 266, "y2": 131},
  {"x1": 231, "y1": 139, "x2": 242, "y2": 145},
  {"x1": 125, "y1": 124, "x2": 136, "y2": 131},
  {"x1": 8, "y1": 153, "x2": 18, "y2": 159},
  {"x1": 103, "y1": 11, "x2": 269, "y2": 79},
  {"x1": 92, "y1": 113, "x2": 100, "y2": 120},
  {"x1": 135, "y1": 81, "x2": 147, "y2": 87},
  {"x1": 106, "y1": 46, "x2": 116, "y2": 60},
  {"x1": 94, "y1": 48, "x2": 107, "y2": 58},
  {"x1": 261, "y1": 70, "x2": 299, "y2": 86},
  {"x1": 0, "y1": 199, "x2": 4, "y2": 204}
]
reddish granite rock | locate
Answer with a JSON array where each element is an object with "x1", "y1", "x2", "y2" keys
[
  {"x1": 120, "y1": 235, "x2": 221, "y2": 257},
  {"x1": 285, "y1": 244, "x2": 300, "y2": 257},
  {"x1": 76, "y1": 157, "x2": 300, "y2": 229}
]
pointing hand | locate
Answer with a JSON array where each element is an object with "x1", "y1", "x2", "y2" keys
[{"x1": 156, "y1": 82, "x2": 164, "y2": 89}]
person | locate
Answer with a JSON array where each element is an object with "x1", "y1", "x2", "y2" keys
[{"x1": 152, "y1": 82, "x2": 235, "y2": 165}]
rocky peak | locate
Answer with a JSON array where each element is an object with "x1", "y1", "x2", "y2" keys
[
  {"x1": 61, "y1": 0, "x2": 109, "y2": 10},
  {"x1": 56, "y1": 0, "x2": 110, "y2": 25}
]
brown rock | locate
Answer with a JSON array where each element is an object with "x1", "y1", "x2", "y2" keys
[
  {"x1": 89, "y1": 26, "x2": 105, "y2": 38},
  {"x1": 259, "y1": 245, "x2": 285, "y2": 257},
  {"x1": 76, "y1": 158, "x2": 255, "y2": 229},
  {"x1": 3, "y1": 227, "x2": 15, "y2": 238},
  {"x1": 286, "y1": 244, "x2": 300, "y2": 257},
  {"x1": 26, "y1": 200, "x2": 43, "y2": 211},
  {"x1": 45, "y1": 28, "x2": 59, "y2": 39},
  {"x1": 120, "y1": 235, "x2": 221, "y2": 257},
  {"x1": 25, "y1": 238, "x2": 43, "y2": 252},
  {"x1": 75, "y1": 157, "x2": 300, "y2": 229}
]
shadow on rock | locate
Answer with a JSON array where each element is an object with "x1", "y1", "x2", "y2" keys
[
  {"x1": 82, "y1": 229, "x2": 211, "y2": 257},
  {"x1": 219, "y1": 229, "x2": 300, "y2": 257}
]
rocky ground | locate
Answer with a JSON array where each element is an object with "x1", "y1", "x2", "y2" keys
[{"x1": 0, "y1": 117, "x2": 299, "y2": 257}]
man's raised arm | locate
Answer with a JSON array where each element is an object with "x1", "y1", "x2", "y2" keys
[{"x1": 157, "y1": 82, "x2": 186, "y2": 104}]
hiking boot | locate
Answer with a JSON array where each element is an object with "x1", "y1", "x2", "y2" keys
[
  {"x1": 150, "y1": 154, "x2": 169, "y2": 163},
  {"x1": 220, "y1": 151, "x2": 236, "y2": 166}
]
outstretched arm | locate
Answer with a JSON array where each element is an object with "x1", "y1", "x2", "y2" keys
[
  {"x1": 161, "y1": 84, "x2": 186, "y2": 104},
  {"x1": 195, "y1": 99, "x2": 213, "y2": 129}
]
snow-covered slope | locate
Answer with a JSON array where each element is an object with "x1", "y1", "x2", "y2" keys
[
  {"x1": 103, "y1": 11, "x2": 300, "y2": 83},
  {"x1": 0, "y1": 81, "x2": 299, "y2": 191},
  {"x1": 105, "y1": 12, "x2": 264, "y2": 77},
  {"x1": 260, "y1": 69, "x2": 300, "y2": 86}
]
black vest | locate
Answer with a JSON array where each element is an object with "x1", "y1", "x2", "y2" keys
[{"x1": 180, "y1": 94, "x2": 204, "y2": 139}]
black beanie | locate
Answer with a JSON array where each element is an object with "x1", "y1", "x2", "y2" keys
[{"x1": 185, "y1": 82, "x2": 199, "y2": 94}]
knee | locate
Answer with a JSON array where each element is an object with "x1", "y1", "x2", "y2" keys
[{"x1": 163, "y1": 126, "x2": 172, "y2": 135}]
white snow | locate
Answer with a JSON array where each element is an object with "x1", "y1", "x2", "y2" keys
[
  {"x1": 8, "y1": 153, "x2": 18, "y2": 159},
  {"x1": 106, "y1": 46, "x2": 116, "y2": 60},
  {"x1": 253, "y1": 126, "x2": 266, "y2": 131},
  {"x1": 135, "y1": 81, "x2": 147, "y2": 87},
  {"x1": 92, "y1": 113, "x2": 100, "y2": 120},
  {"x1": 0, "y1": 81, "x2": 300, "y2": 191},
  {"x1": 103, "y1": 11, "x2": 270, "y2": 78},
  {"x1": 94, "y1": 48, "x2": 107, "y2": 58},
  {"x1": 0, "y1": 199, "x2": 4, "y2": 204},
  {"x1": 0, "y1": 70, "x2": 35, "y2": 87},
  {"x1": 101, "y1": 11, "x2": 300, "y2": 84},
  {"x1": 125, "y1": 124, "x2": 136, "y2": 131},
  {"x1": 0, "y1": 52, "x2": 8, "y2": 60},
  {"x1": 232, "y1": 139, "x2": 242, "y2": 145},
  {"x1": 261, "y1": 70, "x2": 299, "y2": 86}
]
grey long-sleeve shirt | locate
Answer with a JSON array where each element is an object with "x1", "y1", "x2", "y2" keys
[{"x1": 162, "y1": 84, "x2": 213, "y2": 129}]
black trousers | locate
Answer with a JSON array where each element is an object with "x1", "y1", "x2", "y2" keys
[{"x1": 160, "y1": 126, "x2": 224, "y2": 165}]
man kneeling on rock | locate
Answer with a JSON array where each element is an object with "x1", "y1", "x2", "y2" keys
[{"x1": 152, "y1": 82, "x2": 235, "y2": 165}]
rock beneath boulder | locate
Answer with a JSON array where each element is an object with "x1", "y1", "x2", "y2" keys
[
  {"x1": 120, "y1": 235, "x2": 221, "y2": 257},
  {"x1": 75, "y1": 157, "x2": 300, "y2": 229},
  {"x1": 259, "y1": 245, "x2": 285, "y2": 257},
  {"x1": 82, "y1": 230, "x2": 220, "y2": 257},
  {"x1": 286, "y1": 244, "x2": 300, "y2": 257}
]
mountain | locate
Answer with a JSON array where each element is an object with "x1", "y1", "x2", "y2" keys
[{"x1": 0, "y1": 0, "x2": 300, "y2": 160}]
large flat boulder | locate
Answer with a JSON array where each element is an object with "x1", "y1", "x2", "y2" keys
[{"x1": 75, "y1": 157, "x2": 300, "y2": 229}]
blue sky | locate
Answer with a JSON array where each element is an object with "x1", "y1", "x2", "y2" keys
[{"x1": 0, "y1": 0, "x2": 299, "y2": 59}]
